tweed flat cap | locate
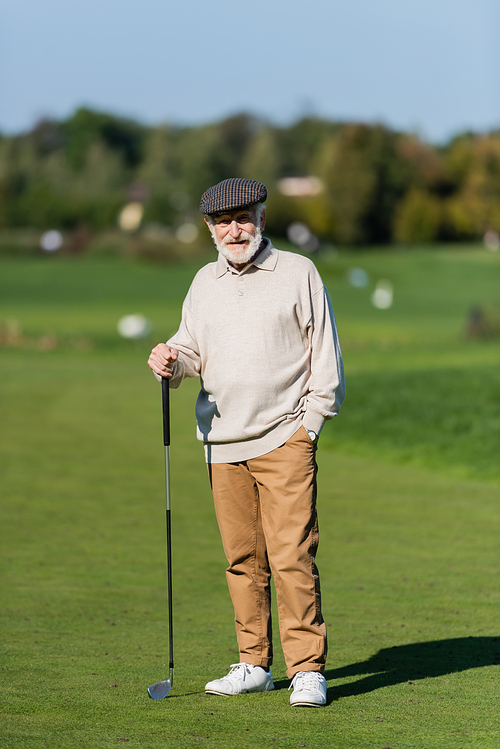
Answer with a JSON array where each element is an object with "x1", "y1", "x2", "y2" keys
[{"x1": 199, "y1": 178, "x2": 267, "y2": 215}]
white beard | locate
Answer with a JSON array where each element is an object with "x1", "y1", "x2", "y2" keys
[{"x1": 213, "y1": 226, "x2": 263, "y2": 266}]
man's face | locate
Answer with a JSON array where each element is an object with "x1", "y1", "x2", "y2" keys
[{"x1": 205, "y1": 206, "x2": 266, "y2": 266}]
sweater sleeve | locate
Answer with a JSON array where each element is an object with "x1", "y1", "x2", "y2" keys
[
  {"x1": 161, "y1": 299, "x2": 202, "y2": 389},
  {"x1": 302, "y1": 284, "x2": 345, "y2": 435}
]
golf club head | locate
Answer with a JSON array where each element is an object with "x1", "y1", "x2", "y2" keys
[{"x1": 148, "y1": 679, "x2": 172, "y2": 700}]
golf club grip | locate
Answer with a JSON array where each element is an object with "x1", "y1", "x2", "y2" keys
[{"x1": 162, "y1": 377, "x2": 170, "y2": 447}]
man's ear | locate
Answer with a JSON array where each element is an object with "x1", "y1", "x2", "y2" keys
[
  {"x1": 259, "y1": 208, "x2": 266, "y2": 231},
  {"x1": 204, "y1": 216, "x2": 214, "y2": 234}
]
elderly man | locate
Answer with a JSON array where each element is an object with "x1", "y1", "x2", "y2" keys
[{"x1": 148, "y1": 178, "x2": 345, "y2": 707}]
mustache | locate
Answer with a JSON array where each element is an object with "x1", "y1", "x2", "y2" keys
[{"x1": 222, "y1": 231, "x2": 253, "y2": 245}]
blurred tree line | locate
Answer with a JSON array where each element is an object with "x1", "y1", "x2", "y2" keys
[{"x1": 1, "y1": 107, "x2": 499, "y2": 248}]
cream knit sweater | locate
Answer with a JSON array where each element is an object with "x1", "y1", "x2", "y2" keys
[{"x1": 166, "y1": 240, "x2": 345, "y2": 463}]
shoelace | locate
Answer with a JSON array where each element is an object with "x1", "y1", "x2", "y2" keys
[
  {"x1": 289, "y1": 671, "x2": 325, "y2": 691},
  {"x1": 224, "y1": 663, "x2": 252, "y2": 683}
]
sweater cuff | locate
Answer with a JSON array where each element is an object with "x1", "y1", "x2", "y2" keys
[{"x1": 302, "y1": 409, "x2": 326, "y2": 436}]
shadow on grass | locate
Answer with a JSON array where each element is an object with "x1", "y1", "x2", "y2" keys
[{"x1": 274, "y1": 637, "x2": 500, "y2": 702}]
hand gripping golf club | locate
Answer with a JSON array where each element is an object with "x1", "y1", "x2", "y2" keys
[{"x1": 148, "y1": 377, "x2": 174, "y2": 699}]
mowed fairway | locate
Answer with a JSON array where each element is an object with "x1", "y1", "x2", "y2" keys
[{"x1": 1, "y1": 247, "x2": 499, "y2": 749}]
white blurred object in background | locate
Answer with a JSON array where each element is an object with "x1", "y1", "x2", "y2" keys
[
  {"x1": 278, "y1": 176, "x2": 324, "y2": 197},
  {"x1": 117, "y1": 314, "x2": 152, "y2": 339},
  {"x1": 118, "y1": 202, "x2": 144, "y2": 232},
  {"x1": 347, "y1": 267, "x2": 370, "y2": 288},
  {"x1": 287, "y1": 222, "x2": 310, "y2": 245},
  {"x1": 176, "y1": 223, "x2": 199, "y2": 243},
  {"x1": 371, "y1": 280, "x2": 393, "y2": 309},
  {"x1": 483, "y1": 229, "x2": 499, "y2": 252},
  {"x1": 286, "y1": 222, "x2": 320, "y2": 253},
  {"x1": 40, "y1": 230, "x2": 63, "y2": 252}
]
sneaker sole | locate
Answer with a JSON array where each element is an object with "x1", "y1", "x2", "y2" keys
[
  {"x1": 205, "y1": 688, "x2": 238, "y2": 696},
  {"x1": 205, "y1": 685, "x2": 274, "y2": 696}
]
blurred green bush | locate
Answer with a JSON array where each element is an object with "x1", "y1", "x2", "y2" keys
[{"x1": 1, "y1": 108, "x2": 500, "y2": 250}]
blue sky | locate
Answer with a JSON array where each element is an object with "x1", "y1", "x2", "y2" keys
[{"x1": 1, "y1": 0, "x2": 499, "y2": 143}]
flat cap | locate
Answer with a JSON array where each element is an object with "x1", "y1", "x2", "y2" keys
[{"x1": 199, "y1": 178, "x2": 267, "y2": 215}]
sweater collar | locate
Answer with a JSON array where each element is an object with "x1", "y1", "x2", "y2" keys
[{"x1": 215, "y1": 239, "x2": 278, "y2": 278}]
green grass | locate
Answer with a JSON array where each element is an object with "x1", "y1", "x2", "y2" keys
[{"x1": 1, "y1": 247, "x2": 499, "y2": 748}]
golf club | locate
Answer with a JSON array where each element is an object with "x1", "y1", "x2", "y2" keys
[{"x1": 148, "y1": 376, "x2": 174, "y2": 699}]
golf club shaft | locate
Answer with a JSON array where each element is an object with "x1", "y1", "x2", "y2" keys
[{"x1": 162, "y1": 377, "x2": 174, "y2": 684}]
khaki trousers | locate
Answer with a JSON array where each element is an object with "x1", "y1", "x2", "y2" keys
[{"x1": 208, "y1": 426, "x2": 327, "y2": 678}]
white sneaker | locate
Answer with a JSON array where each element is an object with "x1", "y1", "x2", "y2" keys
[
  {"x1": 289, "y1": 671, "x2": 327, "y2": 707},
  {"x1": 205, "y1": 663, "x2": 274, "y2": 696}
]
